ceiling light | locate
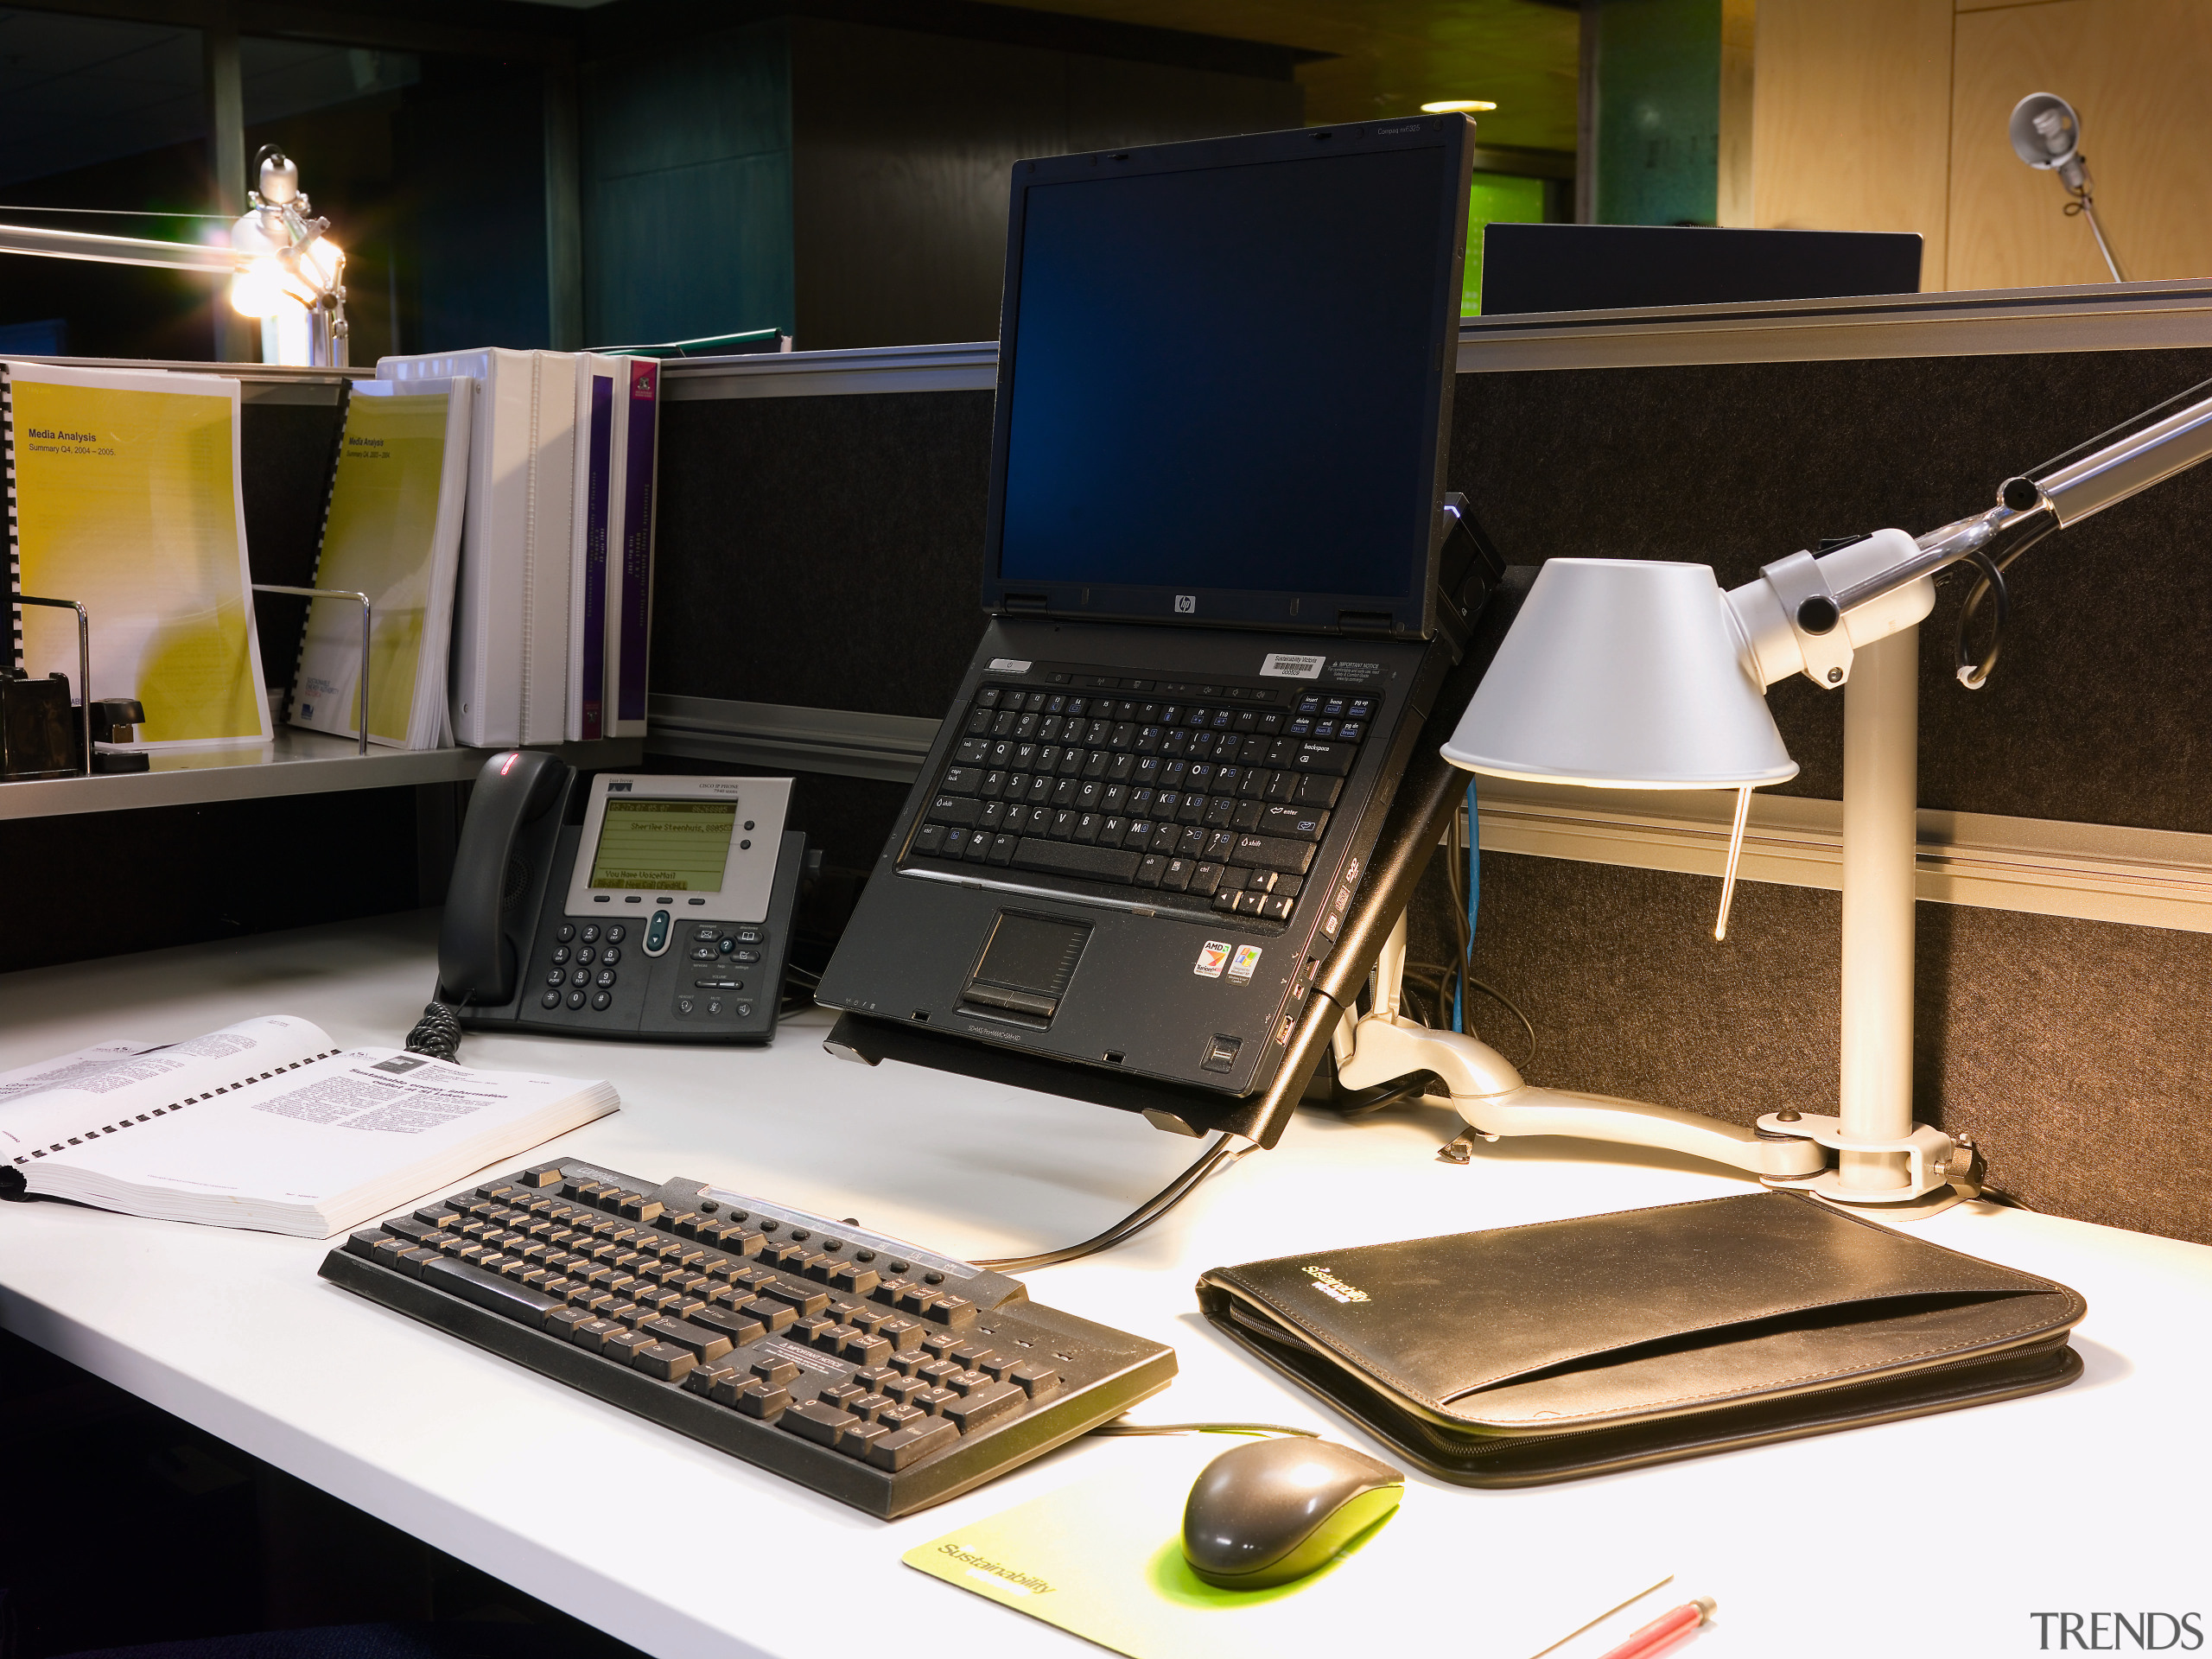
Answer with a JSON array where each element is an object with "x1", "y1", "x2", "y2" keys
[{"x1": 1421, "y1": 99, "x2": 1497, "y2": 114}]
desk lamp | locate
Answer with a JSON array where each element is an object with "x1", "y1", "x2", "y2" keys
[
  {"x1": 2010, "y1": 93, "x2": 2126, "y2": 285},
  {"x1": 226, "y1": 148, "x2": 348, "y2": 367},
  {"x1": 1335, "y1": 382, "x2": 2212, "y2": 1212},
  {"x1": 0, "y1": 145, "x2": 346, "y2": 367}
]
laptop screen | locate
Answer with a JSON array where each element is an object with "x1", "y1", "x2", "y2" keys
[{"x1": 982, "y1": 119, "x2": 1471, "y2": 637}]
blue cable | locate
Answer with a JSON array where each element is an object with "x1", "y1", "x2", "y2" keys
[{"x1": 1457, "y1": 778, "x2": 1479, "y2": 1033}]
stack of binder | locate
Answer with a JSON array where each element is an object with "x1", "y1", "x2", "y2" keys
[{"x1": 376, "y1": 348, "x2": 660, "y2": 750}]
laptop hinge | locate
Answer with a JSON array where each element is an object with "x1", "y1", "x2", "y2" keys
[
  {"x1": 1334, "y1": 610, "x2": 1395, "y2": 634},
  {"x1": 1001, "y1": 591, "x2": 1051, "y2": 610}
]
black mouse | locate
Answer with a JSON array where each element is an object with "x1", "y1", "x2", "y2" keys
[{"x1": 1180, "y1": 1436, "x2": 1404, "y2": 1589}]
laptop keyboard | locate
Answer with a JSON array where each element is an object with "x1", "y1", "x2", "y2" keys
[{"x1": 903, "y1": 678, "x2": 1379, "y2": 925}]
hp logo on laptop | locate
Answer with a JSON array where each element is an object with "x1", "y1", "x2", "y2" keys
[{"x1": 1173, "y1": 594, "x2": 1196, "y2": 613}]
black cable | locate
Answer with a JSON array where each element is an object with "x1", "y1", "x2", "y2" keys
[
  {"x1": 974, "y1": 1134, "x2": 1251, "y2": 1272},
  {"x1": 1466, "y1": 976, "x2": 1539, "y2": 1071},
  {"x1": 1948, "y1": 514, "x2": 2058, "y2": 690},
  {"x1": 404, "y1": 1001, "x2": 462, "y2": 1063},
  {"x1": 1092, "y1": 1421, "x2": 1319, "y2": 1439}
]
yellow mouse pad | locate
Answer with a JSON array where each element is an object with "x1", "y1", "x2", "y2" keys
[{"x1": 902, "y1": 1441, "x2": 1670, "y2": 1659}]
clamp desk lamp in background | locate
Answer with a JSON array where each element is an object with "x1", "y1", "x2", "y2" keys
[
  {"x1": 0, "y1": 145, "x2": 346, "y2": 367},
  {"x1": 2011, "y1": 92, "x2": 2126, "y2": 285},
  {"x1": 1335, "y1": 380, "x2": 2212, "y2": 1215}
]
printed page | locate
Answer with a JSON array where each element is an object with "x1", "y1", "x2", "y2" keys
[
  {"x1": 0, "y1": 1016, "x2": 336, "y2": 1166},
  {"x1": 6, "y1": 359, "x2": 269, "y2": 748},
  {"x1": 27, "y1": 1046, "x2": 617, "y2": 1235}
]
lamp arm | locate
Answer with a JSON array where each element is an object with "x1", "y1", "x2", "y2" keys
[
  {"x1": 1727, "y1": 382, "x2": 2212, "y2": 692},
  {"x1": 0, "y1": 221, "x2": 238, "y2": 275},
  {"x1": 1333, "y1": 1010, "x2": 1827, "y2": 1181}
]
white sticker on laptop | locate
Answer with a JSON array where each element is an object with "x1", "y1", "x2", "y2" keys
[
  {"x1": 1193, "y1": 941, "x2": 1231, "y2": 979},
  {"x1": 1260, "y1": 652, "x2": 1325, "y2": 680},
  {"x1": 1229, "y1": 945, "x2": 1263, "y2": 982},
  {"x1": 988, "y1": 658, "x2": 1032, "y2": 673}
]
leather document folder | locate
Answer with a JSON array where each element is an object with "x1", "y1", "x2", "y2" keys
[{"x1": 1196, "y1": 1192, "x2": 2086, "y2": 1485}]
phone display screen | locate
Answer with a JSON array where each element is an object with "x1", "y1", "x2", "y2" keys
[{"x1": 588, "y1": 799, "x2": 738, "y2": 891}]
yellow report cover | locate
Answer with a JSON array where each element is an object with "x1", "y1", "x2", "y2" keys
[
  {"x1": 4, "y1": 359, "x2": 268, "y2": 749},
  {"x1": 289, "y1": 378, "x2": 474, "y2": 749}
]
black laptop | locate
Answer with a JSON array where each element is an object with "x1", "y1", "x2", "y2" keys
[{"x1": 816, "y1": 116, "x2": 1478, "y2": 1105}]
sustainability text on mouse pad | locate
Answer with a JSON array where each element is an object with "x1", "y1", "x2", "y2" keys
[{"x1": 899, "y1": 1440, "x2": 1669, "y2": 1658}]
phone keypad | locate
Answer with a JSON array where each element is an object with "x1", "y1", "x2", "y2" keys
[{"x1": 538, "y1": 924, "x2": 628, "y2": 1014}]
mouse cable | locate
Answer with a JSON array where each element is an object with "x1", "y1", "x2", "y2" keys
[
  {"x1": 1094, "y1": 1421, "x2": 1313, "y2": 1437},
  {"x1": 973, "y1": 1133, "x2": 1259, "y2": 1273}
]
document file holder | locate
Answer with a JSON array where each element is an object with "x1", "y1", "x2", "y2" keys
[{"x1": 1198, "y1": 1191, "x2": 2085, "y2": 1485}]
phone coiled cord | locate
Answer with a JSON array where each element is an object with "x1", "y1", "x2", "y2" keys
[{"x1": 404, "y1": 1001, "x2": 463, "y2": 1063}]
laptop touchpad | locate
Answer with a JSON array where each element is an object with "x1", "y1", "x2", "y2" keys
[{"x1": 960, "y1": 912, "x2": 1091, "y2": 1027}]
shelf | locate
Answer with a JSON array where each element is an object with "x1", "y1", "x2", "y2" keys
[{"x1": 0, "y1": 731, "x2": 645, "y2": 821}]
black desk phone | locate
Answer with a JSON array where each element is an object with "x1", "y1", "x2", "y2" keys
[{"x1": 436, "y1": 751, "x2": 807, "y2": 1043}]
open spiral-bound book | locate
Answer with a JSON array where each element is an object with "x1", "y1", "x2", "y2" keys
[{"x1": 0, "y1": 1015, "x2": 617, "y2": 1237}]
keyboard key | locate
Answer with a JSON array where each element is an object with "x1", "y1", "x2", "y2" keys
[
  {"x1": 1259, "y1": 804, "x2": 1328, "y2": 841},
  {"x1": 926, "y1": 794, "x2": 980, "y2": 825},
  {"x1": 943, "y1": 1382, "x2": 1025, "y2": 1433},
  {"x1": 1228, "y1": 835, "x2": 1317, "y2": 874},
  {"x1": 1010, "y1": 839, "x2": 1141, "y2": 882},
  {"x1": 939, "y1": 766, "x2": 982, "y2": 794},
  {"x1": 1009, "y1": 1363, "x2": 1062, "y2": 1400},
  {"x1": 1293, "y1": 772, "x2": 1342, "y2": 808},
  {"x1": 1291, "y1": 741, "x2": 1355, "y2": 775},
  {"x1": 782, "y1": 1401, "x2": 859, "y2": 1446},
  {"x1": 643, "y1": 1317, "x2": 735, "y2": 1363},
  {"x1": 632, "y1": 1341, "x2": 697, "y2": 1382},
  {"x1": 1160, "y1": 856, "x2": 1193, "y2": 893},
  {"x1": 421, "y1": 1257, "x2": 567, "y2": 1326},
  {"x1": 866, "y1": 1420, "x2": 959, "y2": 1470},
  {"x1": 1190, "y1": 861, "x2": 1223, "y2": 895}
]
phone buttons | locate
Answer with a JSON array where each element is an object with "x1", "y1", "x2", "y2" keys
[
  {"x1": 606, "y1": 925, "x2": 626, "y2": 943},
  {"x1": 591, "y1": 991, "x2": 613, "y2": 1011},
  {"x1": 540, "y1": 991, "x2": 562, "y2": 1010},
  {"x1": 566, "y1": 990, "x2": 587, "y2": 1010},
  {"x1": 676, "y1": 997, "x2": 696, "y2": 1016},
  {"x1": 556, "y1": 925, "x2": 575, "y2": 944},
  {"x1": 707, "y1": 999, "x2": 724, "y2": 1016},
  {"x1": 645, "y1": 909, "x2": 672, "y2": 957}
]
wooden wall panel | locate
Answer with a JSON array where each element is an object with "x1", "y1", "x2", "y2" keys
[
  {"x1": 1749, "y1": 0, "x2": 1954, "y2": 286},
  {"x1": 1948, "y1": 0, "x2": 2212, "y2": 290}
]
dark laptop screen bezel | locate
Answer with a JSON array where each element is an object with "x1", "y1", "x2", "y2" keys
[{"x1": 979, "y1": 118, "x2": 1473, "y2": 640}]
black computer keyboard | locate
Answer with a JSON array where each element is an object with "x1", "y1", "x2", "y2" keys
[
  {"x1": 321, "y1": 1160, "x2": 1176, "y2": 1517},
  {"x1": 904, "y1": 677, "x2": 1382, "y2": 924}
]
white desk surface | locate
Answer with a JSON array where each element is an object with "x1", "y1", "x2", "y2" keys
[{"x1": 3, "y1": 911, "x2": 2208, "y2": 1659}]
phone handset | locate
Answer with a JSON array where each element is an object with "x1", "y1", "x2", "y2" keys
[{"x1": 438, "y1": 750, "x2": 575, "y2": 1006}]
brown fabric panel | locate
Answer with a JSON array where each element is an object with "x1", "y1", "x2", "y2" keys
[
  {"x1": 1427, "y1": 850, "x2": 2212, "y2": 1246},
  {"x1": 1446, "y1": 348, "x2": 2212, "y2": 830},
  {"x1": 652, "y1": 388, "x2": 995, "y2": 719}
]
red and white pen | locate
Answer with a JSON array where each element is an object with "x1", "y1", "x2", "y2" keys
[{"x1": 1597, "y1": 1596, "x2": 1717, "y2": 1659}]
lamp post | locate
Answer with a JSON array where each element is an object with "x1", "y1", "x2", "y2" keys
[{"x1": 226, "y1": 147, "x2": 348, "y2": 367}]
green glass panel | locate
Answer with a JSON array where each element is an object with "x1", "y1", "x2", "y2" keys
[{"x1": 1465, "y1": 173, "x2": 1549, "y2": 315}]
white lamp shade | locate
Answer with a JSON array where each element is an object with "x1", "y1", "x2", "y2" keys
[{"x1": 1443, "y1": 557, "x2": 1798, "y2": 789}]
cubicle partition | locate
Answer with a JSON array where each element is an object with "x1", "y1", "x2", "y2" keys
[{"x1": 644, "y1": 283, "x2": 2212, "y2": 1245}]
